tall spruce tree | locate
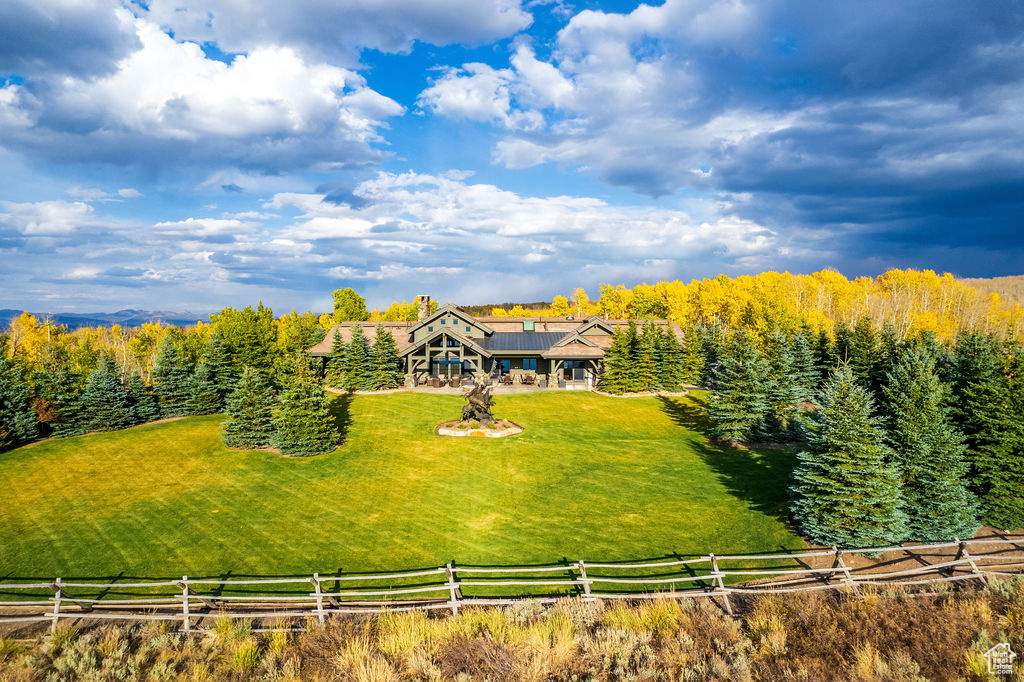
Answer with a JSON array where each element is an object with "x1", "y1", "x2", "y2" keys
[
  {"x1": 598, "y1": 327, "x2": 632, "y2": 394},
  {"x1": 657, "y1": 327, "x2": 685, "y2": 391},
  {"x1": 789, "y1": 363, "x2": 906, "y2": 547},
  {"x1": 0, "y1": 354, "x2": 38, "y2": 450},
  {"x1": 325, "y1": 328, "x2": 347, "y2": 387},
  {"x1": 699, "y1": 324, "x2": 725, "y2": 385},
  {"x1": 762, "y1": 331, "x2": 804, "y2": 439},
  {"x1": 680, "y1": 326, "x2": 705, "y2": 386},
  {"x1": 152, "y1": 336, "x2": 193, "y2": 417},
  {"x1": 270, "y1": 369, "x2": 339, "y2": 456},
  {"x1": 80, "y1": 355, "x2": 133, "y2": 432},
  {"x1": 222, "y1": 367, "x2": 276, "y2": 449},
  {"x1": 791, "y1": 325, "x2": 819, "y2": 402},
  {"x1": 369, "y1": 325, "x2": 403, "y2": 390},
  {"x1": 948, "y1": 333, "x2": 1023, "y2": 529},
  {"x1": 187, "y1": 362, "x2": 222, "y2": 415},
  {"x1": 815, "y1": 327, "x2": 838, "y2": 381},
  {"x1": 342, "y1": 325, "x2": 372, "y2": 391},
  {"x1": 200, "y1": 331, "x2": 237, "y2": 408},
  {"x1": 635, "y1": 321, "x2": 660, "y2": 392},
  {"x1": 883, "y1": 345, "x2": 979, "y2": 541},
  {"x1": 622, "y1": 321, "x2": 643, "y2": 392},
  {"x1": 849, "y1": 316, "x2": 878, "y2": 389},
  {"x1": 705, "y1": 331, "x2": 770, "y2": 442},
  {"x1": 871, "y1": 323, "x2": 900, "y2": 394},
  {"x1": 33, "y1": 352, "x2": 86, "y2": 438},
  {"x1": 126, "y1": 373, "x2": 160, "y2": 424}
]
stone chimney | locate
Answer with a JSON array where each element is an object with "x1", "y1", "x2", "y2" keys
[{"x1": 415, "y1": 294, "x2": 431, "y2": 320}]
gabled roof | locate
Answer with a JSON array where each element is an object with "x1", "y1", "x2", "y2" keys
[
  {"x1": 407, "y1": 303, "x2": 494, "y2": 335},
  {"x1": 308, "y1": 322, "x2": 414, "y2": 356},
  {"x1": 397, "y1": 326, "x2": 491, "y2": 357}
]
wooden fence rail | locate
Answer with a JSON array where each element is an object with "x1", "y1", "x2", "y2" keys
[{"x1": 1, "y1": 534, "x2": 1022, "y2": 632}]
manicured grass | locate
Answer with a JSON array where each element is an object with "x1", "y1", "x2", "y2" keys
[{"x1": 0, "y1": 392, "x2": 802, "y2": 580}]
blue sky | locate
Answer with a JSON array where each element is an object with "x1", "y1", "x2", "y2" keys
[{"x1": 1, "y1": 0, "x2": 1022, "y2": 313}]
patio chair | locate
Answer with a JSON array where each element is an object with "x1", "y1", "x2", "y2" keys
[
  {"x1": 450, "y1": 376, "x2": 462, "y2": 388},
  {"x1": 431, "y1": 376, "x2": 441, "y2": 388}
]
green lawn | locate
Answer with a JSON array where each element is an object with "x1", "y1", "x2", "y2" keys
[{"x1": 0, "y1": 392, "x2": 803, "y2": 581}]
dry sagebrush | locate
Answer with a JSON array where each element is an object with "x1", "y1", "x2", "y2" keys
[{"x1": 0, "y1": 578, "x2": 1021, "y2": 681}]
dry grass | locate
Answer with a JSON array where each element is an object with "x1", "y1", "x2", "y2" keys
[{"x1": 1, "y1": 578, "x2": 1022, "y2": 680}]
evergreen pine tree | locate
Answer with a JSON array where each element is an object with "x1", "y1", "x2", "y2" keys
[
  {"x1": 705, "y1": 331, "x2": 770, "y2": 442},
  {"x1": 635, "y1": 321, "x2": 660, "y2": 392},
  {"x1": 325, "y1": 328, "x2": 347, "y2": 387},
  {"x1": 80, "y1": 355, "x2": 133, "y2": 432},
  {"x1": 0, "y1": 354, "x2": 38, "y2": 450},
  {"x1": 948, "y1": 333, "x2": 1023, "y2": 529},
  {"x1": 815, "y1": 327, "x2": 838, "y2": 381},
  {"x1": 871, "y1": 323, "x2": 900, "y2": 394},
  {"x1": 153, "y1": 336, "x2": 193, "y2": 417},
  {"x1": 791, "y1": 325, "x2": 819, "y2": 402},
  {"x1": 622, "y1": 321, "x2": 643, "y2": 392},
  {"x1": 33, "y1": 352, "x2": 86, "y2": 438},
  {"x1": 762, "y1": 331, "x2": 804, "y2": 439},
  {"x1": 126, "y1": 373, "x2": 160, "y2": 424},
  {"x1": 789, "y1": 363, "x2": 906, "y2": 547},
  {"x1": 187, "y1": 362, "x2": 222, "y2": 415},
  {"x1": 598, "y1": 327, "x2": 632, "y2": 394},
  {"x1": 657, "y1": 327, "x2": 685, "y2": 391},
  {"x1": 680, "y1": 326, "x2": 705, "y2": 386},
  {"x1": 200, "y1": 331, "x2": 237, "y2": 408},
  {"x1": 369, "y1": 325, "x2": 403, "y2": 390},
  {"x1": 700, "y1": 324, "x2": 725, "y2": 385},
  {"x1": 270, "y1": 369, "x2": 339, "y2": 456},
  {"x1": 222, "y1": 367, "x2": 276, "y2": 449},
  {"x1": 883, "y1": 345, "x2": 980, "y2": 541},
  {"x1": 849, "y1": 316, "x2": 878, "y2": 388},
  {"x1": 342, "y1": 325, "x2": 372, "y2": 391}
]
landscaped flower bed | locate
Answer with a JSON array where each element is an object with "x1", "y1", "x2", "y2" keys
[{"x1": 435, "y1": 419, "x2": 523, "y2": 438}]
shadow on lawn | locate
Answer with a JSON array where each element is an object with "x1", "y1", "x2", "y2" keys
[
  {"x1": 328, "y1": 393, "x2": 354, "y2": 443},
  {"x1": 657, "y1": 395, "x2": 796, "y2": 525}
]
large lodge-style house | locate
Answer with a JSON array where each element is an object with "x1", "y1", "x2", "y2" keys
[{"x1": 309, "y1": 296, "x2": 685, "y2": 389}]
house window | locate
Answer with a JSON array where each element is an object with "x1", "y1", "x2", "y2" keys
[
  {"x1": 498, "y1": 359, "x2": 511, "y2": 373},
  {"x1": 440, "y1": 319, "x2": 446, "y2": 325},
  {"x1": 427, "y1": 326, "x2": 433, "y2": 332},
  {"x1": 523, "y1": 320, "x2": 535, "y2": 331},
  {"x1": 524, "y1": 358, "x2": 537, "y2": 371},
  {"x1": 465, "y1": 326, "x2": 471, "y2": 332},
  {"x1": 447, "y1": 339, "x2": 460, "y2": 347}
]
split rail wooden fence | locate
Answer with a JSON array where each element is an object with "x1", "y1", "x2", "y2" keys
[{"x1": 2, "y1": 534, "x2": 1022, "y2": 633}]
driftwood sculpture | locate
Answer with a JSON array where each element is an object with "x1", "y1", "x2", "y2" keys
[{"x1": 461, "y1": 376, "x2": 496, "y2": 426}]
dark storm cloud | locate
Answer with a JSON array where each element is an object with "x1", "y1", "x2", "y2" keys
[
  {"x1": 0, "y1": 0, "x2": 140, "y2": 77},
  {"x1": 461, "y1": 0, "x2": 1024, "y2": 274}
]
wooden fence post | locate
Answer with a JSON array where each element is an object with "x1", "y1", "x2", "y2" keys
[
  {"x1": 312, "y1": 573, "x2": 325, "y2": 624},
  {"x1": 833, "y1": 548, "x2": 860, "y2": 595},
  {"x1": 445, "y1": 563, "x2": 460, "y2": 615},
  {"x1": 180, "y1": 576, "x2": 190, "y2": 633},
  {"x1": 50, "y1": 578, "x2": 62, "y2": 633},
  {"x1": 577, "y1": 561, "x2": 592, "y2": 600},
  {"x1": 955, "y1": 537, "x2": 987, "y2": 584},
  {"x1": 709, "y1": 554, "x2": 733, "y2": 616}
]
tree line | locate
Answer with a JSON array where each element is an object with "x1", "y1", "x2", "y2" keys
[
  {"x1": 369, "y1": 269, "x2": 1021, "y2": 340},
  {"x1": 701, "y1": 323, "x2": 1023, "y2": 544},
  {"x1": 0, "y1": 300, "x2": 390, "y2": 457}
]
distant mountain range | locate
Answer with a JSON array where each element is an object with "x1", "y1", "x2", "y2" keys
[{"x1": 0, "y1": 309, "x2": 208, "y2": 330}]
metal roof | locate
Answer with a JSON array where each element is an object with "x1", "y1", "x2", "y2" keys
[{"x1": 478, "y1": 331, "x2": 568, "y2": 352}]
